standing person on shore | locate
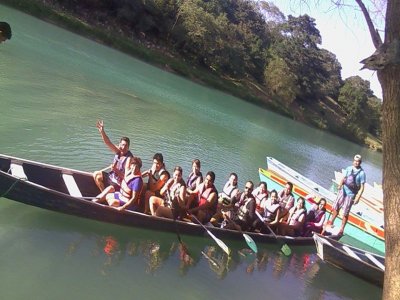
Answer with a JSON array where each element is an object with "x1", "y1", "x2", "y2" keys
[
  {"x1": 324, "y1": 154, "x2": 366, "y2": 235},
  {"x1": 93, "y1": 120, "x2": 133, "y2": 192},
  {"x1": 0, "y1": 22, "x2": 12, "y2": 43}
]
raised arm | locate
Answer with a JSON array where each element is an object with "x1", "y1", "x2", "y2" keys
[{"x1": 96, "y1": 120, "x2": 119, "y2": 154}]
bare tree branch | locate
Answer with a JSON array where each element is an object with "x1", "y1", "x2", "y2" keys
[{"x1": 355, "y1": 0, "x2": 383, "y2": 48}]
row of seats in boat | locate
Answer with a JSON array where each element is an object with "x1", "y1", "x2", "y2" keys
[{"x1": 1, "y1": 158, "x2": 96, "y2": 198}]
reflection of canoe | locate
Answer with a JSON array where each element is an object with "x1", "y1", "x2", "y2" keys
[
  {"x1": 0, "y1": 154, "x2": 335, "y2": 247},
  {"x1": 259, "y1": 160, "x2": 385, "y2": 254},
  {"x1": 333, "y1": 170, "x2": 383, "y2": 212},
  {"x1": 313, "y1": 233, "x2": 384, "y2": 287}
]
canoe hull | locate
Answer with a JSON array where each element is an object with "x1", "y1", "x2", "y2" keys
[
  {"x1": 313, "y1": 233, "x2": 384, "y2": 287},
  {"x1": 0, "y1": 154, "x2": 322, "y2": 246}
]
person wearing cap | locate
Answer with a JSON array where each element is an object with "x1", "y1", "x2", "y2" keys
[
  {"x1": 93, "y1": 156, "x2": 143, "y2": 211},
  {"x1": 324, "y1": 154, "x2": 366, "y2": 235},
  {"x1": 0, "y1": 22, "x2": 12, "y2": 43}
]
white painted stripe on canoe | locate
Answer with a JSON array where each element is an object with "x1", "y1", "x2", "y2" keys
[
  {"x1": 365, "y1": 253, "x2": 385, "y2": 271},
  {"x1": 10, "y1": 163, "x2": 28, "y2": 180},
  {"x1": 342, "y1": 245, "x2": 362, "y2": 261},
  {"x1": 62, "y1": 174, "x2": 82, "y2": 197}
]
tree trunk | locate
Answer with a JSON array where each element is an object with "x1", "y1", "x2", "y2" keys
[{"x1": 380, "y1": 1, "x2": 400, "y2": 299}]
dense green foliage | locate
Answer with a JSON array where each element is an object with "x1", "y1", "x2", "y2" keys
[
  {"x1": 338, "y1": 76, "x2": 382, "y2": 140},
  {"x1": 2, "y1": 0, "x2": 382, "y2": 145}
]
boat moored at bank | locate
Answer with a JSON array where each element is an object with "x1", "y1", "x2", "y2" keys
[{"x1": 259, "y1": 158, "x2": 385, "y2": 254}]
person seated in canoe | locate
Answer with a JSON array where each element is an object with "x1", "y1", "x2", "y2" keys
[
  {"x1": 93, "y1": 120, "x2": 133, "y2": 192},
  {"x1": 209, "y1": 172, "x2": 240, "y2": 225},
  {"x1": 252, "y1": 181, "x2": 269, "y2": 214},
  {"x1": 187, "y1": 171, "x2": 218, "y2": 224},
  {"x1": 93, "y1": 156, "x2": 143, "y2": 211},
  {"x1": 185, "y1": 159, "x2": 203, "y2": 210},
  {"x1": 149, "y1": 166, "x2": 187, "y2": 219},
  {"x1": 0, "y1": 22, "x2": 12, "y2": 44},
  {"x1": 277, "y1": 181, "x2": 295, "y2": 221},
  {"x1": 303, "y1": 198, "x2": 327, "y2": 236},
  {"x1": 222, "y1": 181, "x2": 256, "y2": 232},
  {"x1": 141, "y1": 153, "x2": 170, "y2": 214},
  {"x1": 276, "y1": 197, "x2": 307, "y2": 236},
  {"x1": 251, "y1": 189, "x2": 281, "y2": 233}
]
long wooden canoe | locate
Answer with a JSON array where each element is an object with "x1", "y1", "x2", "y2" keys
[
  {"x1": 0, "y1": 154, "x2": 332, "y2": 247},
  {"x1": 313, "y1": 233, "x2": 384, "y2": 287}
]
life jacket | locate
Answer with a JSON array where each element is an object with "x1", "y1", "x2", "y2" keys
[
  {"x1": 263, "y1": 200, "x2": 280, "y2": 222},
  {"x1": 288, "y1": 208, "x2": 306, "y2": 226},
  {"x1": 219, "y1": 183, "x2": 238, "y2": 206},
  {"x1": 253, "y1": 189, "x2": 268, "y2": 212},
  {"x1": 344, "y1": 168, "x2": 362, "y2": 193},
  {"x1": 149, "y1": 167, "x2": 170, "y2": 193},
  {"x1": 236, "y1": 196, "x2": 255, "y2": 222},
  {"x1": 198, "y1": 184, "x2": 218, "y2": 210},
  {"x1": 154, "y1": 167, "x2": 170, "y2": 181},
  {"x1": 278, "y1": 191, "x2": 295, "y2": 209},
  {"x1": 120, "y1": 175, "x2": 142, "y2": 201},
  {"x1": 165, "y1": 179, "x2": 186, "y2": 205},
  {"x1": 313, "y1": 209, "x2": 326, "y2": 223},
  {"x1": 109, "y1": 151, "x2": 133, "y2": 185},
  {"x1": 186, "y1": 171, "x2": 203, "y2": 190}
]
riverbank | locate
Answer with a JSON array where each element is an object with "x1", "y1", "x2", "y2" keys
[{"x1": 1, "y1": 0, "x2": 382, "y2": 151}]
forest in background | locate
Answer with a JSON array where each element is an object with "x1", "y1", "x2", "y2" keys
[{"x1": 1, "y1": 0, "x2": 382, "y2": 150}]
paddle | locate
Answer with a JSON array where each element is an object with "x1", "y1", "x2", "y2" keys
[
  {"x1": 242, "y1": 232, "x2": 258, "y2": 254},
  {"x1": 190, "y1": 214, "x2": 231, "y2": 256},
  {"x1": 99, "y1": 165, "x2": 112, "y2": 173},
  {"x1": 222, "y1": 213, "x2": 258, "y2": 253},
  {"x1": 255, "y1": 211, "x2": 291, "y2": 256},
  {"x1": 165, "y1": 193, "x2": 192, "y2": 258}
]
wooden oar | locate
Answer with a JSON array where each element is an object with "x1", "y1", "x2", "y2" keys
[
  {"x1": 190, "y1": 214, "x2": 231, "y2": 256},
  {"x1": 99, "y1": 165, "x2": 111, "y2": 172},
  {"x1": 223, "y1": 213, "x2": 258, "y2": 253},
  {"x1": 255, "y1": 211, "x2": 291, "y2": 256},
  {"x1": 165, "y1": 193, "x2": 192, "y2": 258},
  {"x1": 242, "y1": 232, "x2": 258, "y2": 254}
]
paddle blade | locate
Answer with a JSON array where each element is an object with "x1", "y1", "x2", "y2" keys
[
  {"x1": 280, "y1": 243, "x2": 292, "y2": 256},
  {"x1": 207, "y1": 229, "x2": 231, "y2": 256},
  {"x1": 243, "y1": 234, "x2": 258, "y2": 253},
  {"x1": 215, "y1": 237, "x2": 231, "y2": 256}
]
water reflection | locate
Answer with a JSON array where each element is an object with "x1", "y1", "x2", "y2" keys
[
  {"x1": 0, "y1": 201, "x2": 382, "y2": 299},
  {"x1": 62, "y1": 228, "x2": 316, "y2": 282}
]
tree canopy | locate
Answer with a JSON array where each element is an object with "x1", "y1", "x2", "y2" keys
[{"x1": 44, "y1": 0, "x2": 382, "y2": 142}]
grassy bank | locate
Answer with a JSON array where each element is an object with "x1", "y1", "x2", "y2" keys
[{"x1": 1, "y1": 0, "x2": 382, "y2": 151}]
